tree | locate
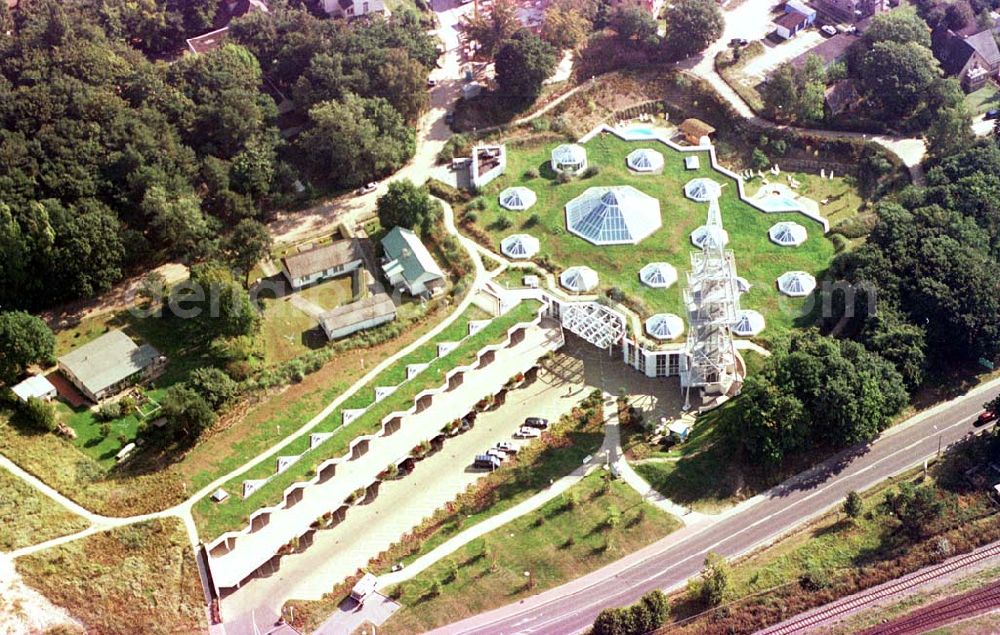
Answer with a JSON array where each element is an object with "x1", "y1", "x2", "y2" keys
[
  {"x1": 143, "y1": 186, "x2": 214, "y2": 261},
  {"x1": 540, "y1": 0, "x2": 592, "y2": 50},
  {"x1": 161, "y1": 384, "x2": 216, "y2": 440},
  {"x1": 373, "y1": 49, "x2": 431, "y2": 124},
  {"x1": 591, "y1": 590, "x2": 670, "y2": 635},
  {"x1": 944, "y1": 1, "x2": 974, "y2": 30},
  {"x1": 843, "y1": 490, "x2": 863, "y2": 519},
  {"x1": 0, "y1": 311, "x2": 55, "y2": 383},
  {"x1": 222, "y1": 219, "x2": 272, "y2": 278},
  {"x1": 186, "y1": 367, "x2": 238, "y2": 409},
  {"x1": 761, "y1": 56, "x2": 827, "y2": 123},
  {"x1": 462, "y1": 0, "x2": 522, "y2": 58},
  {"x1": 883, "y1": 482, "x2": 944, "y2": 538},
  {"x1": 376, "y1": 180, "x2": 440, "y2": 234},
  {"x1": 494, "y1": 31, "x2": 557, "y2": 110},
  {"x1": 861, "y1": 7, "x2": 932, "y2": 49},
  {"x1": 609, "y1": 6, "x2": 658, "y2": 47},
  {"x1": 296, "y1": 94, "x2": 415, "y2": 189},
  {"x1": 662, "y1": 0, "x2": 724, "y2": 60},
  {"x1": 20, "y1": 397, "x2": 57, "y2": 432},
  {"x1": 699, "y1": 551, "x2": 730, "y2": 606},
  {"x1": 860, "y1": 41, "x2": 941, "y2": 119},
  {"x1": 171, "y1": 262, "x2": 260, "y2": 340}
]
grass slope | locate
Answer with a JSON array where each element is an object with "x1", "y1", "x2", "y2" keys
[
  {"x1": 194, "y1": 301, "x2": 541, "y2": 539},
  {"x1": 0, "y1": 469, "x2": 89, "y2": 551},
  {"x1": 16, "y1": 518, "x2": 205, "y2": 635}
]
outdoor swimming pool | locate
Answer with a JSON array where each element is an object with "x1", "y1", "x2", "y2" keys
[{"x1": 758, "y1": 195, "x2": 802, "y2": 212}]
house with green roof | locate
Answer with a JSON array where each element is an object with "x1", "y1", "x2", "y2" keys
[{"x1": 380, "y1": 226, "x2": 445, "y2": 298}]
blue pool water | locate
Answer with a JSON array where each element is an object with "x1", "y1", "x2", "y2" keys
[
  {"x1": 762, "y1": 196, "x2": 801, "y2": 212},
  {"x1": 626, "y1": 126, "x2": 657, "y2": 138}
]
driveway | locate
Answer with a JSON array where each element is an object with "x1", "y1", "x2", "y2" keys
[{"x1": 740, "y1": 31, "x2": 825, "y2": 81}]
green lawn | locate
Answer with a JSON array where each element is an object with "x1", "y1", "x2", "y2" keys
[
  {"x1": 193, "y1": 301, "x2": 540, "y2": 539},
  {"x1": 0, "y1": 468, "x2": 89, "y2": 551},
  {"x1": 466, "y1": 134, "x2": 838, "y2": 336},
  {"x1": 378, "y1": 472, "x2": 682, "y2": 635},
  {"x1": 260, "y1": 296, "x2": 325, "y2": 363},
  {"x1": 297, "y1": 275, "x2": 359, "y2": 310},
  {"x1": 57, "y1": 389, "x2": 165, "y2": 467},
  {"x1": 964, "y1": 82, "x2": 1000, "y2": 115}
]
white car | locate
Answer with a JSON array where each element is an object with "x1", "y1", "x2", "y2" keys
[
  {"x1": 486, "y1": 448, "x2": 507, "y2": 462},
  {"x1": 495, "y1": 441, "x2": 517, "y2": 455},
  {"x1": 517, "y1": 426, "x2": 541, "y2": 438},
  {"x1": 820, "y1": 25, "x2": 837, "y2": 37},
  {"x1": 356, "y1": 182, "x2": 377, "y2": 195}
]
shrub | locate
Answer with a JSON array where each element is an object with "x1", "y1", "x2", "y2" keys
[
  {"x1": 751, "y1": 147, "x2": 770, "y2": 171},
  {"x1": 188, "y1": 367, "x2": 238, "y2": 409},
  {"x1": 427, "y1": 179, "x2": 470, "y2": 204},
  {"x1": 843, "y1": 491, "x2": 863, "y2": 519},
  {"x1": 524, "y1": 167, "x2": 540, "y2": 179},
  {"x1": 522, "y1": 213, "x2": 541, "y2": 228},
  {"x1": 530, "y1": 118, "x2": 550, "y2": 132},
  {"x1": 581, "y1": 165, "x2": 601, "y2": 178},
  {"x1": 557, "y1": 171, "x2": 573, "y2": 184},
  {"x1": 493, "y1": 216, "x2": 513, "y2": 231},
  {"x1": 96, "y1": 401, "x2": 123, "y2": 422},
  {"x1": 21, "y1": 397, "x2": 56, "y2": 432}
]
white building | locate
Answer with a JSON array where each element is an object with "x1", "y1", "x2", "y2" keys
[
  {"x1": 323, "y1": 0, "x2": 386, "y2": 18},
  {"x1": 11, "y1": 375, "x2": 57, "y2": 402},
  {"x1": 565, "y1": 186, "x2": 662, "y2": 246},
  {"x1": 470, "y1": 145, "x2": 506, "y2": 189},
  {"x1": 319, "y1": 293, "x2": 397, "y2": 340},
  {"x1": 551, "y1": 144, "x2": 588, "y2": 175},
  {"x1": 281, "y1": 239, "x2": 363, "y2": 290}
]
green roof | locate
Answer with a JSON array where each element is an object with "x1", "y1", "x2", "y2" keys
[{"x1": 381, "y1": 226, "x2": 444, "y2": 285}]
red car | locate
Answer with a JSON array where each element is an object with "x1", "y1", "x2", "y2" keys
[{"x1": 977, "y1": 410, "x2": 997, "y2": 426}]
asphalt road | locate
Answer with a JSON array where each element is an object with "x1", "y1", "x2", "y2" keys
[{"x1": 432, "y1": 379, "x2": 1000, "y2": 635}]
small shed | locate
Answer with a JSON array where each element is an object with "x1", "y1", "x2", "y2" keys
[
  {"x1": 211, "y1": 488, "x2": 230, "y2": 503},
  {"x1": 684, "y1": 155, "x2": 700, "y2": 170},
  {"x1": 678, "y1": 119, "x2": 716, "y2": 145},
  {"x1": 775, "y1": 11, "x2": 809, "y2": 39},
  {"x1": 785, "y1": 0, "x2": 817, "y2": 24},
  {"x1": 11, "y1": 375, "x2": 57, "y2": 402}
]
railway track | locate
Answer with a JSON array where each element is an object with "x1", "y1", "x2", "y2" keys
[
  {"x1": 858, "y1": 580, "x2": 1000, "y2": 634},
  {"x1": 756, "y1": 540, "x2": 1000, "y2": 635}
]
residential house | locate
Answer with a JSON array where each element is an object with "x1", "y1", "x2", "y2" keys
[
  {"x1": 319, "y1": 293, "x2": 397, "y2": 340},
  {"x1": 186, "y1": 0, "x2": 268, "y2": 54},
  {"x1": 814, "y1": 0, "x2": 886, "y2": 22},
  {"x1": 824, "y1": 79, "x2": 861, "y2": 116},
  {"x1": 774, "y1": 10, "x2": 810, "y2": 39},
  {"x1": 677, "y1": 118, "x2": 716, "y2": 145},
  {"x1": 932, "y1": 27, "x2": 1000, "y2": 92},
  {"x1": 58, "y1": 330, "x2": 164, "y2": 403},
  {"x1": 281, "y1": 239, "x2": 363, "y2": 290},
  {"x1": 381, "y1": 227, "x2": 446, "y2": 297},
  {"x1": 790, "y1": 32, "x2": 857, "y2": 70},
  {"x1": 322, "y1": 0, "x2": 386, "y2": 19}
]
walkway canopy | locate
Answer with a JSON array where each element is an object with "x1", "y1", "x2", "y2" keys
[
  {"x1": 684, "y1": 178, "x2": 722, "y2": 202},
  {"x1": 735, "y1": 277, "x2": 752, "y2": 294},
  {"x1": 639, "y1": 262, "x2": 678, "y2": 289},
  {"x1": 626, "y1": 148, "x2": 664, "y2": 173},
  {"x1": 690, "y1": 225, "x2": 730, "y2": 250},
  {"x1": 551, "y1": 144, "x2": 588, "y2": 174},
  {"x1": 645, "y1": 313, "x2": 685, "y2": 341},
  {"x1": 768, "y1": 221, "x2": 808, "y2": 247},
  {"x1": 565, "y1": 186, "x2": 662, "y2": 245},
  {"x1": 732, "y1": 309, "x2": 765, "y2": 336},
  {"x1": 500, "y1": 234, "x2": 540, "y2": 260},
  {"x1": 777, "y1": 271, "x2": 816, "y2": 297},
  {"x1": 560, "y1": 266, "x2": 599, "y2": 293},
  {"x1": 499, "y1": 186, "x2": 537, "y2": 211}
]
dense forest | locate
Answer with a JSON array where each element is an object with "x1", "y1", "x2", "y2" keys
[{"x1": 0, "y1": 0, "x2": 435, "y2": 311}]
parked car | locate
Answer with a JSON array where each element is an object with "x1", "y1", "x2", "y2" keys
[
  {"x1": 445, "y1": 111, "x2": 456, "y2": 125},
  {"x1": 427, "y1": 78, "x2": 438, "y2": 88},
  {"x1": 517, "y1": 426, "x2": 542, "y2": 438},
  {"x1": 495, "y1": 441, "x2": 517, "y2": 455},
  {"x1": 976, "y1": 410, "x2": 997, "y2": 426},
  {"x1": 524, "y1": 417, "x2": 549, "y2": 429},
  {"x1": 985, "y1": 109, "x2": 1000, "y2": 120},
  {"x1": 820, "y1": 25, "x2": 837, "y2": 37},
  {"x1": 729, "y1": 38, "x2": 749, "y2": 47},
  {"x1": 473, "y1": 454, "x2": 502, "y2": 470},
  {"x1": 356, "y1": 182, "x2": 377, "y2": 195},
  {"x1": 486, "y1": 448, "x2": 507, "y2": 462}
]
